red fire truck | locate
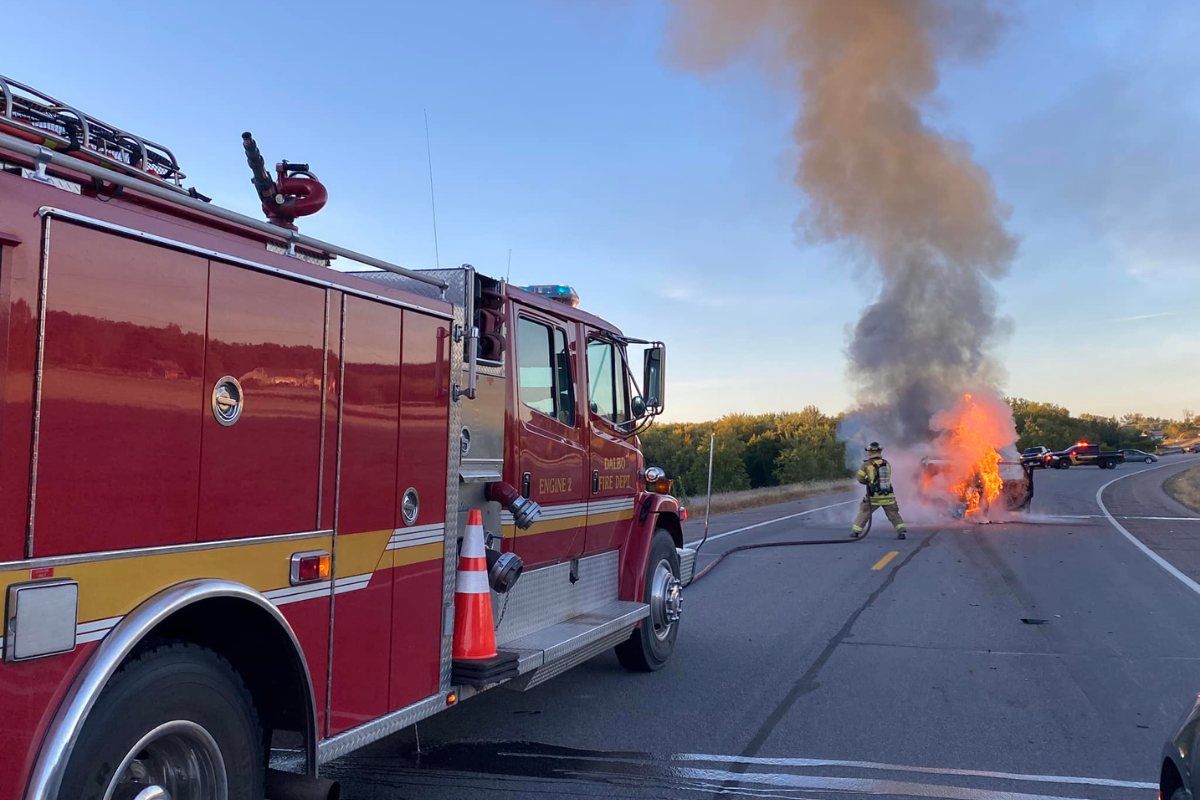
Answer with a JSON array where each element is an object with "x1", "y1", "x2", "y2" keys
[{"x1": 0, "y1": 75, "x2": 691, "y2": 800}]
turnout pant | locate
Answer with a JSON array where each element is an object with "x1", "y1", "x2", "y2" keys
[{"x1": 852, "y1": 499, "x2": 907, "y2": 534}]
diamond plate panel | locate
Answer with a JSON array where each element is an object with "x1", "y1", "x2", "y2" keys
[
  {"x1": 493, "y1": 550, "x2": 619, "y2": 645},
  {"x1": 438, "y1": 298, "x2": 467, "y2": 692},
  {"x1": 519, "y1": 629, "x2": 632, "y2": 690},
  {"x1": 317, "y1": 692, "x2": 447, "y2": 764},
  {"x1": 500, "y1": 601, "x2": 647, "y2": 691}
]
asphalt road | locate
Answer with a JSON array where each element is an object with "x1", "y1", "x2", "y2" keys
[{"x1": 324, "y1": 456, "x2": 1200, "y2": 800}]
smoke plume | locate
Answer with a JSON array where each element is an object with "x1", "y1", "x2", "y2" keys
[{"x1": 666, "y1": 0, "x2": 1017, "y2": 448}]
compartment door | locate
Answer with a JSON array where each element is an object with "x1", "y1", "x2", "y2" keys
[
  {"x1": 330, "y1": 296, "x2": 400, "y2": 734},
  {"x1": 33, "y1": 224, "x2": 207, "y2": 556},
  {"x1": 389, "y1": 310, "x2": 450, "y2": 710},
  {"x1": 197, "y1": 263, "x2": 325, "y2": 541}
]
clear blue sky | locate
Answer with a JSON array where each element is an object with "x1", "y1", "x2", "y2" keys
[{"x1": 6, "y1": 0, "x2": 1196, "y2": 422}]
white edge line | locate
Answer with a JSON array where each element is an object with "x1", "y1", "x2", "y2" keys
[
  {"x1": 1096, "y1": 458, "x2": 1200, "y2": 598},
  {"x1": 667, "y1": 753, "x2": 1157, "y2": 790},
  {"x1": 686, "y1": 498, "x2": 858, "y2": 547},
  {"x1": 512, "y1": 753, "x2": 1153, "y2": 798}
]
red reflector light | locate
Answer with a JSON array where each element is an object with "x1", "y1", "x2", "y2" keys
[
  {"x1": 290, "y1": 551, "x2": 331, "y2": 585},
  {"x1": 680, "y1": 507, "x2": 689, "y2": 521}
]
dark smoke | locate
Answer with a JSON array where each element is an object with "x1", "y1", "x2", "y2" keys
[{"x1": 666, "y1": 0, "x2": 1017, "y2": 446}]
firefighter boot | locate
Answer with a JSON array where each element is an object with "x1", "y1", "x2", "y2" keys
[{"x1": 883, "y1": 504, "x2": 907, "y2": 539}]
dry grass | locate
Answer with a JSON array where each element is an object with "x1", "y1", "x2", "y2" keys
[
  {"x1": 1165, "y1": 466, "x2": 1200, "y2": 514},
  {"x1": 684, "y1": 479, "x2": 857, "y2": 517}
]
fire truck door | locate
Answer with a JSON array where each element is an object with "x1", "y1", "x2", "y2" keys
[
  {"x1": 510, "y1": 309, "x2": 587, "y2": 569},
  {"x1": 583, "y1": 335, "x2": 640, "y2": 555},
  {"x1": 330, "y1": 296, "x2": 400, "y2": 735},
  {"x1": 389, "y1": 310, "x2": 449, "y2": 711}
]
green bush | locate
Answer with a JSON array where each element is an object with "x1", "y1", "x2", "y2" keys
[{"x1": 642, "y1": 407, "x2": 850, "y2": 495}]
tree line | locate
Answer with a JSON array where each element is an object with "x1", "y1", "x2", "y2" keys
[
  {"x1": 640, "y1": 407, "x2": 849, "y2": 500},
  {"x1": 1009, "y1": 399, "x2": 1196, "y2": 452},
  {"x1": 644, "y1": 401, "x2": 1196, "y2": 499}
]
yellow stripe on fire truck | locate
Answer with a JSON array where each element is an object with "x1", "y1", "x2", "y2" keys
[{"x1": 0, "y1": 522, "x2": 447, "y2": 649}]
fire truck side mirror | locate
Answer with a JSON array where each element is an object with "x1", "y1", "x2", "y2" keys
[{"x1": 643, "y1": 345, "x2": 666, "y2": 415}]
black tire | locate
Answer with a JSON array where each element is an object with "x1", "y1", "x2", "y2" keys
[
  {"x1": 1059, "y1": 462, "x2": 1069, "y2": 469},
  {"x1": 1145, "y1": 457, "x2": 1153, "y2": 463},
  {"x1": 61, "y1": 642, "x2": 264, "y2": 800},
  {"x1": 616, "y1": 529, "x2": 681, "y2": 672}
]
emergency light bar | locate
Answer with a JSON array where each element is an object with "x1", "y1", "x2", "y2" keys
[{"x1": 521, "y1": 285, "x2": 580, "y2": 308}]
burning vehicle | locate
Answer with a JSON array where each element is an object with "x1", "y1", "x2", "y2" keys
[
  {"x1": 920, "y1": 458, "x2": 1034, "y2": 519},
  {"x1": 917, "y1": 393, "x2": 1033, "y2": 521}
]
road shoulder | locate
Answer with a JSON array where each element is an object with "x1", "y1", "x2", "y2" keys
[
  {"x1": 1099, "y1": 458, "x2": 1200, "y2": 589},
  {"x1": 1165, "y1": 465, "x2": 1200, "y2": 513}
]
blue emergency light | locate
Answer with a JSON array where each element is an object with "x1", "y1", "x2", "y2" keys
[{"x1": 521, "y1": 284, "x2": 580, "y2": 308}]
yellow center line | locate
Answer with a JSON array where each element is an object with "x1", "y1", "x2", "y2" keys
[{"x1": 872, "y1": 551, "x2": 899, "y2": 571}]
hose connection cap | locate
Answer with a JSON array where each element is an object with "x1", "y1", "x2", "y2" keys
[
  {"x1": 487, "y1": 549, "x2": 524, "y2": 593},
  {"x1": 486, "y1": 481, "x2": 543, "y2": 530}
]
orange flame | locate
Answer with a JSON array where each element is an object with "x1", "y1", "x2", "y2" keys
[{"x1": 929, "y1": 393, "x2": 1009, "y2": 518}]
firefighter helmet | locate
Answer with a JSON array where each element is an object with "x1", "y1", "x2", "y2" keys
[{"x1": 866, "y1": 441, "x2": 883, "y2": 454}]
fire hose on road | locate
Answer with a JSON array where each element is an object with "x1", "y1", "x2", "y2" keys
[
  {"x1": 686, "y1": 509, "x2": 870, "y2": 586},
  {"x1": 684, "y1": 437, "x2": 874, "y2": 586},
  {"x1": 686, "y1": 474, "x2": 873, "y2": 587}
]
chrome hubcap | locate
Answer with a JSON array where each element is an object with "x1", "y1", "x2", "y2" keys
[
  {"x1": 649, "y1": 559, "x2": 682, "y2": 641},
  {"x1": 105, "y1": 720, "x2": 228, "y2": 800}
]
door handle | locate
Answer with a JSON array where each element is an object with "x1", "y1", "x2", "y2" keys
[
  {"x1": 522, "y1": 472, "x2": 531, "y2": 499},
  {"x1": 592, "y1": 470, "x2": 599, "y2": 494}
]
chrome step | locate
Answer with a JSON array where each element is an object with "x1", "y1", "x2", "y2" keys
[{"x1": 500, "y1": 600, "x2": 648, "y2": 691}]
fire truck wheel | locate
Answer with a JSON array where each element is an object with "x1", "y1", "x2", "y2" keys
[
  {"x1": 616, "y1": 529, "x2": 681, "y2": 672},
  {"x1": 60, "y1": 641, "x2": 263, "y2": 800}
]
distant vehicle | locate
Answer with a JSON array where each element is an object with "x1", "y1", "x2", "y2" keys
[
  {"x1": 1162, "y1": 694, "x2": 1200, "y2": 800},
  {"x1": 1120, "y1": 449, "x2": 1158, "y2": 463},
  {"x1": 1162, "y1": 447, "x2": 1185, "y2": 455},
  {"x1": 1047, "y1": 442, "x2": 1125, "y2": 469},
  {"x1": 1021, "y1": 446, "x2": 1051, "y2": 468}
]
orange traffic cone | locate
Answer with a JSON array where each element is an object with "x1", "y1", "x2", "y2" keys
[
  {"x1": 453, "y1": 509, "x2": 497, "y2": 660},
  {"x1": 450, "y1": 510, "x2": 518, "y2": 685}
]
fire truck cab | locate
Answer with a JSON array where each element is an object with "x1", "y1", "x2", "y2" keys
[{"x1": 0, "y1": 75, "x2": 690, "y2": 800}]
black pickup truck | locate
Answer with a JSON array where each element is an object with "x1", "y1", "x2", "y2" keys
[{"x1": 1046, "y1": 442, "x2": 1125, "y2": 469}]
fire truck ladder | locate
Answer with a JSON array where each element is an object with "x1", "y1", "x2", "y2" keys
[{"x1": 0, "y1": 74, "x2": 186, "y2": 192}]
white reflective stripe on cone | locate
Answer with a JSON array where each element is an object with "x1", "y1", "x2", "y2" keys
[
  {"x1": 460, "y1": 525, "x2": 486, "y2": 558},
  {"x1": 456, "y1": 568, "x2": 491, "y2": 594}
]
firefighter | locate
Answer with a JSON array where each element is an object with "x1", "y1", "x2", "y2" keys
[{"x1": 851, "y1": 442, "x2": 908, "y2": 540}]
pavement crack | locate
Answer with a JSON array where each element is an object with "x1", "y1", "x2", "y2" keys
[{"x1": 737, "y1": 530, "x2": 938, "y2": 762}]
